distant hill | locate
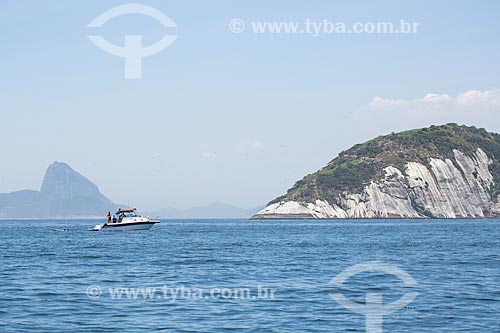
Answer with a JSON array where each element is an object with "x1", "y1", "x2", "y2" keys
[
  {"x1": 0, "y1": 162, "x2": 120, "y2": 218},
  {"x1": 149, "y1": 202, "x2": 263, "y2": 219},
  {"x1": 253, "y1": 124, "x2": 500, "y2": 219},
  {"x1": 0, "y1": 162, "x2": 263, "y2": 219}
]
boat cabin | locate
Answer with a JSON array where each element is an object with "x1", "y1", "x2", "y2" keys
[{"x1": 116, "y1": 208, "x2": 138, "y2": 221}]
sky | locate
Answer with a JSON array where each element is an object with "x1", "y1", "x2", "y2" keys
[{"x1": 2, "y1": 0, "x2": 500, "y2": 210}]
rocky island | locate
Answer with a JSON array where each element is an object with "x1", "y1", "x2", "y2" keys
[{"x1": 252, "y1": 124, "x2": 500, "y2": 219}]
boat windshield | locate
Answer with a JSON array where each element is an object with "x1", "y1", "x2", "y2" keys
[{"x1": 122, "y1": 212, "x2": 137, "y2": 217}]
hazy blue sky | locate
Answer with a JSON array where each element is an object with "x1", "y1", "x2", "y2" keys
[{"x1": 2, "y1": 0, "x2": 500, "y2": 210}]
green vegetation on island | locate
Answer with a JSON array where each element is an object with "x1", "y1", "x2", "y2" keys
[{"x1": 271, "y1": 124, "x2": 500, "y2": 205}]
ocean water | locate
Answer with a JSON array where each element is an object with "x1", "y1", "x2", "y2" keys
[{"x1": 0, "y1": 219, "x2": 499, "y2": 332}]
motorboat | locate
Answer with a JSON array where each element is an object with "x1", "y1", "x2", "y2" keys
[{"x1": 91, "y1": 208, "x2": 160, "y2": 231}]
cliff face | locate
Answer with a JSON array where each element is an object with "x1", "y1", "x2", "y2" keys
[
  {"x1": 253, "y1": 124, "x2": 500, "y2": 219},
  {"x1": 41, "y1": 162, "x2": 106, "y2": 201},
  {"x1": 39, "y1": 162, "x2": 119, "y2": 217}
]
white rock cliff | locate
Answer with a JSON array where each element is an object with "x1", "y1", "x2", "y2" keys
[{"x1": 253, "y1": 148, "x2": 499, "y2": 219}]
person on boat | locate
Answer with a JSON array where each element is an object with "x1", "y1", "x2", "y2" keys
[
  {"x1": 106, "y1": 211, "x2": 111, "y2": 224},
  {"x1": 112, "y1": 214, "x2": 117, "y2": 223}
]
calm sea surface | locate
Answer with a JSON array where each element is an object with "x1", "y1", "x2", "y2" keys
[{"x1": 0, "y1": 219, "x2": 499, "y2": 332}]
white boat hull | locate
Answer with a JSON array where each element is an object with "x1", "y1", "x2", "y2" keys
[
  {"x1": 102, "y1": 222, "x2": 158, "y2": 231},
  {"x1": 91, "y1": 221, "x2": 159, "y2": 232}
]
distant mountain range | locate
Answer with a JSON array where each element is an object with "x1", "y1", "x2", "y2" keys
[
  {"x1": 147, "y1": 202, "x2": 263, "y2": 219},
  {"x1": 0, "y1": 162, "x2": 120, "y2": 218},
  {"x1": 0, "y1": 162, "x2": 261, "y2": 219}
]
